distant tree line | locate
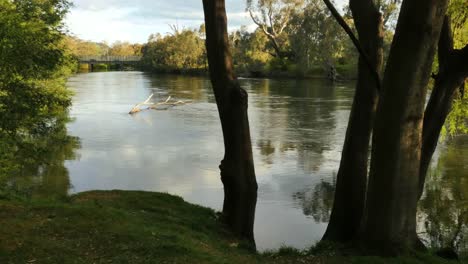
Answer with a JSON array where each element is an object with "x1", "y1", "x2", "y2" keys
[
  {"x1": 66, "y1": 1, "x2": 396, "y2": 78},
  {"x1": 65, "y1": 37, "x2": 143, "y2": 57},
  {"x1": 138, "y1": 1, "x2": 362, "y2": 78}
]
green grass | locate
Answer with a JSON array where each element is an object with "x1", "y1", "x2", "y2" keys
[{"x1": 0, "y1": 190, "x2": 463, "y2": 263}]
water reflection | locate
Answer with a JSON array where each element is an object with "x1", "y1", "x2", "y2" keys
[
  {"x1": 63, "y1": 73, "x2": 355, "y2": 250},
  {"x1": 291, "y1": 136, "x2": 468, "y2": 255},
  {"x1": 293, "y1": 178, "x2": 336, "y2": 223},
  {"x1": 419, "y1": 135, "x2": 468, "y2": 256},
  {"x1": 247, "y1": 79, "x2": 345, "y2": 174},
  {"x1": 3, "y1": 72, "x2": 465, "y2": 251},
  {"x1": 2, "y1": 115, "x2": 80, "y2": 199},
  {"x1": 147, "y1": 74, "x2": 212, "y2": 102}
]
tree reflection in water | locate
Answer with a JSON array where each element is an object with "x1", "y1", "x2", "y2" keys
[
  {"x1": 293, "y1": 136, "x2": 467, "y2": 256},
  {"x1": 418, "y1": 136, "x2": 468, "y2": 257},
  {"x1": 251, "y1": 78, "x2": 344, "y2": 173},
  {"x1": 0, "y1": 114, "x2": 80, "y2": 200},
  {"x1": 293, "y1": 177, "x2": 336, "y2": 223}
]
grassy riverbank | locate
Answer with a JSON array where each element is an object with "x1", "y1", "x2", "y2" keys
[{"x1": 0, "y1": 190, "x2": 461, "y2": 263}]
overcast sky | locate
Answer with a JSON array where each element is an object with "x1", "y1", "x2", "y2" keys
[{"x1": 65, "y1": 0, "x2": 254, "y2": 44}]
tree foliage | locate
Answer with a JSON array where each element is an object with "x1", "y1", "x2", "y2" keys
[
  {"x1": 109, "y1": 41, "x2": 143, "y2": 56},
  {"x1": 0, "y1": 0, "x2": 70, "y2": 79},
  {"x1": 65, "y1": 37, "x2": 143, "y2": 57},
  {"x1": 443, "y1": 92, "x2": 468, "y2": 137},
  {"x1": 289, "y1": 1, "x2": 356, "y2": 69},
  {"x1": 246, "y1": 0, "x2": 303, "y2": 58},
  {"x1": 135, "y1": 0, "x2": 362, "y2": 77},
  {"x1": 231, "y1": 28, "x2": 272, "y2": 74},
  {"x1": 64, "y1": 36, "x2": 108, "y2": 57},
  {"x1": 0, "y1": 0, "x2": 74, "y2": 180},
  {"x1": 442, "y1": 0, "x2": 468, "y2": 138},
  {"x1": 141, "y1": 28, "x2": 206, "y2": 73}
]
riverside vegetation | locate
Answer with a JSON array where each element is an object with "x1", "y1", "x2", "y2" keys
[
  {"x1": 0, "y1": 191, "x2": 463, "y2": 263},
  {"x1": 0, "y1": 0, "x2": 467, "y2": 263},
  {"x1": 67, "y1": 1, "x2": 364, "y2": 78}
]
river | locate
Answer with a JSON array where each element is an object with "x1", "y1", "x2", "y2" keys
[{"x1": 10, "y1": 71, "x2": 468, "y2": 252}]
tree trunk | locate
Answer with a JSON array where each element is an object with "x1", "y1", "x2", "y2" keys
[
  {"x1": 268, "y1": 35, "x2": 283, "y2": 59},
  {"x1": 361, "y1": 0, "x2": 448, "y2": 255},
  {"x1": 322, "y1": 0, "x2": 383, "y2": 242},
  {"x1": 419, "y1": 16, "x2": 468, "y2": 199},
  {"x1": 202, "y1": 0, "x2": 258, "y2": 245}
]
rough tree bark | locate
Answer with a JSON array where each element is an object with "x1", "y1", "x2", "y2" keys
[
  {"x1": 419, "y1": 16, "x2": 468, "y2": 198},
  {"x1": 361, "y1": 0, "x2": 448, "y2": 254},
  {"x1": 322, "y1": 0, "x2": 383, "y2": 242},
  {"x1": 202, "y1": 0, "x2": 258, "y2": 245}
]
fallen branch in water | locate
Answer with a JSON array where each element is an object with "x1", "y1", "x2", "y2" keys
[
  {"x1": 129, "y1": 94, "x2": 192, "y2": 114},
  {"x1": 129, "y1": 94, "x2": 154, "y2": 114}
]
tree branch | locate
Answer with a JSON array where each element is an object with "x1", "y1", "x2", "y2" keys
[
  {"x1": 277, "y1": 12, "x2": 291, "y2": 35},
  {"x1": 248, "y1": 9, "x2": 263, "y2": 27},
  {"x1": 418, "y1": 15, "x2": 467, "y2": 199},
  {"x1": 321, "y1": 0, "x2": 382, "y2": 92},
  {"x1": 268, "y1": 7, "x2": 276, "y2": 35},
  {"x1": 438, "y1": 16, "x2": 454, "y2": 69},
  {"x1": 249, "y1": 9, "x2": 275, "y2": 39},
  {"x1": 456, "y1": 43, "x2": 468, "y2": 76}
]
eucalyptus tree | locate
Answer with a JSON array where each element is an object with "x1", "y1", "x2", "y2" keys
[
  {"x1": 419, "y1": 5, "x2": 468, "y2": 198},
  {"x1": 246, "y1": 0, "x2": 304, "y2": 59},
  {"x1": 321, "y1": 0, "x2": 384, "y2": 243},
  {"x1": 319, "y1": 0, "x2": 468, "y2": 255},
  {"x1": 289, "y1": 0, "x2": 354, "y2": 71},
  {"x1": 361, "y1": 0, "x2": 448, "y2": 252},
  {"x1": 202, "y1": 0, "x2": 258, "y2": 246}
]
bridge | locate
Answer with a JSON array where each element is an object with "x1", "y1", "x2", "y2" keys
[
  {"x1": 78, "y1": 55, "x2": 142, "y2": 64},
  {"x1": 78, "y1": 56, "x2": 142, "y2": 71}
]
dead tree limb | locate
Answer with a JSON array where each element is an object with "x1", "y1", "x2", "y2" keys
[{"x1": 129, "y1": 94, "x2": 191, "y2": 114}]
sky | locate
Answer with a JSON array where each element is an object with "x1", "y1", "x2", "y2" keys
[
  {"x1": 65, "y1": 0, "x2": 347, "y2": 44},
  {"x1": 65, "y1": 0, "x2": 255, "y2": 44}
]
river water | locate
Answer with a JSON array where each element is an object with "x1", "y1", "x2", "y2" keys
[{"x1": 11, "y1": 71, "x2": 468, "y2": 252}]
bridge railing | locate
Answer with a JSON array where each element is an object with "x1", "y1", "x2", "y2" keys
[{"x1": 78, "y1": 55, "x2": 142, "y2": 62}]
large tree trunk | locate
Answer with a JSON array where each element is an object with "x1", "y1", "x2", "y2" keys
[
  {"x1": 361, "y1": 0, "x2": 448, "y2": 255},
  {"x1": 419, "y1": 16, "x2": 468, "y2": 199},
  {"x1": 202, "y1": 0, "x2": 258, "y2": 245},
  {"x1": 322, "y1": 0, "x2": 383, "y2": 242},
  {"x1": 268, "y1": 35, "x2": 284, "y2": 59}
]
